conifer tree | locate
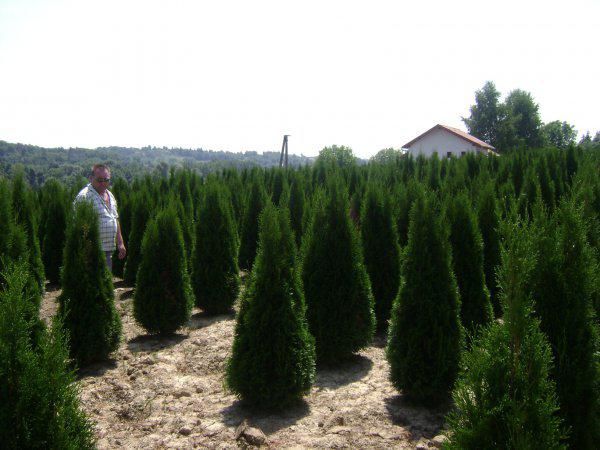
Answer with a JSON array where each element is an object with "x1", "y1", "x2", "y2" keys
[
  {"x1": 386, "y1": 193, "x2": 462, "y2": 404},
  {"x1": 270, "y1": 168, "x2": 288, "y2": 206},
  {"x1": 173, "y1": 177, "x2": 195, "y2": 266},
  {"x1": 191, "y1": 183, "x2": 240, "y2": 314},
  {"x1": 11, "y1": 172, "x2": 45, "y2": 292},
  {"x1": 530, "y1": 201, "x2": 600, "y2": 449},
  {"x1": 444, "y1": 222, "x2": 565, "y2": 449},
  {"x1": 239, "y1": 177, "x2": 268, "y2": 270},
  {"x1": 133, "y1": 208, "x2": 193, "y2": 334},
  {"x1": 302, "y1": 181, "x2": 375, "y2": 363},
  {"x1": 123, "y1": 191, "x2": 152, "y2": 284},
  {"x1": 0, "y1": 179, "x2": 45, "y2": 346},
  {"x1": 445, "y1": 192, "x2": 493, "y2": 335},
  {"x1": 59, "y1": 201, "x2": 121, "y2": 366},
  {"x1": 0, "y1": 264, "x2": 95, "y2": 449},
  {"x1": 518, "y1": 167, "x2": 540, "y2": 220},
  {"x1": 40, "y1": 179, "x2": 69, "y2": 284},
  {"x1": 394, "y1": 180, "x2": 422, "y2": 247},
  {"x1": 288, "y1": 179, "x2": 306, "y2": 247},
  {"x1": 537, "y1": 156, "x2": 556, "y2": 211},
  {"x1": 477, "y1": 182, "x2": 502, "y2": 316},
  {"x1": 361, "y1": 184, "x2": 400, "y2": 331},
  {"x1": 227, "y1": 205, "x2": 315, "y2": 408},
  {"x1": 225, "y1": 170, "x2": 246, "y2": 228},
  {"x1": 0, "y1": 179, "x2": 15, "y2": 274},
  {"x1": 110, "y1": 178, "x2": 131, "y2": 277}
]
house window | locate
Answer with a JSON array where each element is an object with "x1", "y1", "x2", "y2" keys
[
  {"x1": 461, "y1": 151, "x2": 466, "y2": 157},
  {"x1": 447, "y1": 151, "x2": 452, "y2": 158}
]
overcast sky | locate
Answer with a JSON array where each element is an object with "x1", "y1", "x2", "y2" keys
[{"x1": 0, "y1": 0, "x2": 598, "y2": 159}]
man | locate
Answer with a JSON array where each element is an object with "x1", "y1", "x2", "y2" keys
[{"x1": 74, "y1": 164, "x2": 126, "y2": 271}]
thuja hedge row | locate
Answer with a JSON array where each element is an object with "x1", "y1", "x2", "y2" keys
[{"x1": 1, "y1": 145, "x2": 599, "y2": 446}]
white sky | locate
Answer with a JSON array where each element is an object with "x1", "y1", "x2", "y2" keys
[{"x1": 0, "y1": 0, "x2": 598, "y2": 159}]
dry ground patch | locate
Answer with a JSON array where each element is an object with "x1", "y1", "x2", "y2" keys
[{"x1": 42, "y1": 280, "x2": 447, "y2": 449}]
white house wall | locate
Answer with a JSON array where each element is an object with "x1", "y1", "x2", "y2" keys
[{"x1": 407, "y1": 128, "x2": 480, "y2": 157}]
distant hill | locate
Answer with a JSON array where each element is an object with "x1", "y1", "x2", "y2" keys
[{"x1": 0, "y1": 140, "x2": 315, "y2": 186}]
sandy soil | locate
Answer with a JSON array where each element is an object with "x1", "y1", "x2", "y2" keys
[{"x1": 42, "y1": 280, "x2": 448, "y2": 449}]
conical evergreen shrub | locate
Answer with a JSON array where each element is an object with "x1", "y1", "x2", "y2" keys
[
  {"x1": 133, "y1": 208, "x2": 193, "y2": 334},
  {"x1": 191, "y1": 183, "x2": 240, "y2": 314},
  {"x1": 444, "y1": 221, "x2": 565, "y2": 449},
  {"x1": 386, "y1": 193, "x2": 462, "y2": 405},
  {"x1": 11, "y1": 172, "x2": 45, "y2": 292},
  {"x1": 530, "y1": 201, "x2": 600, "y2": 449},
  {"x1": 360, "y1": 184, "x2": 400, "y2": 331},
  {"x1": 110, "y1": 177, "x2": 131, "y2": 277},
  {"x1": 227, "y1": 204, "x2": 315, "y2": 408},
  {"x1": 123, "y1": 191, "x2": 152, "y2": 284},
  {"x1": 40, "y1": 179, "x2": 69, "y2": 284},
  {"x1": 239, "y1": 177, "x2": 268, "y2": 270},
  {"x1": 288, "y1": 179, "x2": 306, "y2": 247},
  {"x1": 477, "y1": 182, "x2": 502, "y2": 317},
  {"x1": 0, "y1": 179, "x2": 15, "y2": 274},
  {"x1": 445, "y1": 192, "x2": 493, "y2": 336},
  {"x1": 0, "y1": 264, "x2": 95, "y2": 449},
  {"x1": 59, "y1": 201, "x2": 121, "y2": 366},
  {"x1": 302, "y1": 181, "x2": 375, "y2": 363}
]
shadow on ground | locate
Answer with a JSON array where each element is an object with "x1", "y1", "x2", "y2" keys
[
  {"x1": 44, "y1": 282, "x2": 61, "y2": 293},
  {"x1": 221, "y1": 399, "x2": 311, "y2": 434},
  {"x1": 384, "y1": 394, "x2": 448, "y2": 439},
  {"x1": 117, "y1": 288, "x2": 134, "y2": 300},
  {"x1": 77, "y1": 358, "x2": 118, "y2": 380},
  {"x1": 314, "y1": 354, "x2": 374, "y2": 389},
  {"x1": 188, "y1": 311, "x2": 234, "y2": 330},
  {"x1": 127, "y1": 333, "x2": 188, "y2": 353},
  {"x1": 112, "y1": 279, "x2": 131, "y2": 289}
]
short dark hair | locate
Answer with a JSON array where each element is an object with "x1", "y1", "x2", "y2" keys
[{"x1": 91, "y1": 164, "x2": 111, "y2": 176}]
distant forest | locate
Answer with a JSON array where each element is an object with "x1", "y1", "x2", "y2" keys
[{"x1": 0, "y1": 141, "x2": 316, "y2": 187}]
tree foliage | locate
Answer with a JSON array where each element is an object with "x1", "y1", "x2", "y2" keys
[
  {"x1": 0, "y1": 264, "x2": 95, "y2": 449},
  {"x1": 387, "y1": 192, "x2": 462, "y2": 404},
  {"x1": 302, "y1": 181, "x2": 375, "y2": 363},
  {"x1": 227, "y1": 205, "x2": 315, "y2": 408},
  {"x1": 445, "y1": 192, "x2": 493, "y2": 335},
  {"x1": 59, "y1": 201, "x2": 121, "y2": 366},
  {"x1": 239, "y1": 177, "x2": 269, "y2": 270},
  {"x1": 360, "y1": 184, "x2": 400, "y2": 331},
  {"x1": 445, "y1": 222, "x2": 565, "y2": 449},
  {"x1": 133, "y1": 208, "x2": 194, "y2": 334},
  {"x1": 530, "y1": 202, "x2": 600, "y2": 449},
  {"x1": 191, "y1": 183, "x2": 240, "y2": 314}
]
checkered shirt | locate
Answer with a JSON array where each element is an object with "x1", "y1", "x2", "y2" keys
[{"x1": 74, "y1": 184, "x2": 119, "y2": 252}]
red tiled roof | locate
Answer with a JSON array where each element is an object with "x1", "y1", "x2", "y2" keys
[{"x1": 403, "y1": 124, "x2": 496, "y2": 150}]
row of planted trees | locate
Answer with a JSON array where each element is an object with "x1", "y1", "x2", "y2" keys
[{"x1": 1, "y1": 143, "x2": 600, "y2": 448}]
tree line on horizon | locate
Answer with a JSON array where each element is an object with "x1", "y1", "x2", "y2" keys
[
  {"x1": 462, "y1": 80, "x2": 599, "y2": 152},
  {"x1": 1, "y1": 141, "x2": 600, "y2": 448}
]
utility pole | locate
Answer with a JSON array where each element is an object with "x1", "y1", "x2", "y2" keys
[{"x1": 279, "y1": 134, "x2": 290, "y2": 168}]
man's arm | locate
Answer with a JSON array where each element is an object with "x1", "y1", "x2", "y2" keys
[{"x1": 117, "y1": 221, "x2": 127, "y2": 259}]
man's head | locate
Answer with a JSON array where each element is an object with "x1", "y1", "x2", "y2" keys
[{"x1": 90, "y1": 164, "x2": 111, "y2": 194}]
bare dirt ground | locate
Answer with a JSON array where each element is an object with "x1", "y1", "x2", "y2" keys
[{"x1": 42, "y1": 280, "x2": 448, "y2": 449}]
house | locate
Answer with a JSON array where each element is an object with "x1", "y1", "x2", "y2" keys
[{"x1": 402, "y1": 124, "x2": 497, "y2": 158}]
